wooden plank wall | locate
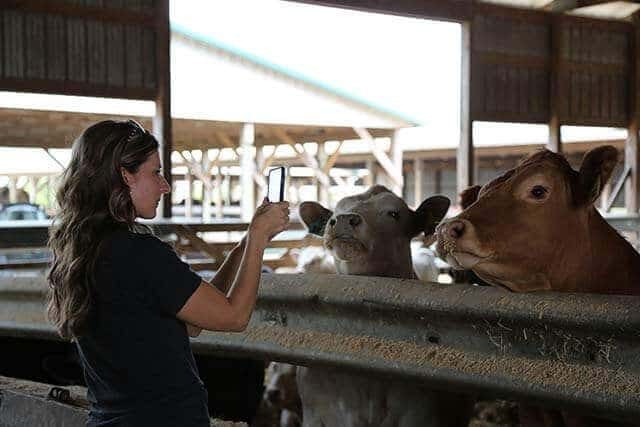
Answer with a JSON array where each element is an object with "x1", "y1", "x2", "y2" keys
[
  {"x1": 558, "y1": 16, "x2": 630, "y2": 127},
  {"x1": 472, "y1": 5, "x2": 550, "y2": 124},
  {"x1": 0, "y1": 0, "x2": 157, "y2": 100},
  {"x1": 471, "y1": 5, "x2": 633, "y2": 128}
]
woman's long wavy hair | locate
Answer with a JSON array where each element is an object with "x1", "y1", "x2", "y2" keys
[{"x1": 47, "y1": 120, "x2": 159, "y2": 339}]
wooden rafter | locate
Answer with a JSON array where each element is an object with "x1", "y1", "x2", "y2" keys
[
  {"x1": 178, "y1": 150, "x2": 220, "y2": 192},
  {"x1": 322, "y1": 141, "x2": 344, "y2": 174},
  {"x1": 545, "y1": 0, "x2": 617, "y2": 13},
  {"x1": 217, "y1": 130, "x2": 266, "y2": 188},
  {"x1": 353, "y1": 128, "x2": 403, "y2": 188},
  {"x1": 273, "y1": 128, "x2": 331, "y2": 187}
]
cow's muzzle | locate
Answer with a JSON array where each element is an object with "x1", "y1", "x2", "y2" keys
[{"x1": 436, "y1": 218, "x2": 489, "y2": 269}]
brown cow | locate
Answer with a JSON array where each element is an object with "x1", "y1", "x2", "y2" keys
[
  {"x1": 297, "y1": 185, "x2": 472, "y2": 427},
  {"x1": 436, "y1": 146, "x2": 640, "y2": 426}
]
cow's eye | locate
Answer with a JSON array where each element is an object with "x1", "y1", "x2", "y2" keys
[
  {"x1": 530, "y1": 185, "x2": 548, "y2": 199},
  {"x1": 388, "y1": 211, "x2": 399, "y2": 220}
]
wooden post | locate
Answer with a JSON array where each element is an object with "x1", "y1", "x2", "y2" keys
[
  {"x1": 435, "y1": 168, "x2": 443, "y2": 196},
  {"x1": 8, "y1": 177, "x2": 18, "y2": 203},
  {"x1": 214, "y1": 168, "x2": 223, "y2": 219},
  {"x1": 414, "y1": 158, "x2": 423, "y2": 208},
  {"x1": 240, "y1": 123, "x2": 256, "y2": 222},
  {"x1": 202, "y1": 175, "x2": 212, "y2": 221},
  {"x1": 185, "y1": 172, "x2": 193, "y2": 218},
  {"x1": 28, "y1": 177, "x2": 37, "y2": 203},
  {"x1": 626, "y1": 15, "x2": 640, "y2": 214},
  {"x1": 458, "y1": 20, "x2": 474, "y2": 196},
  {"x1": 600, "y1": 179, "x2": 612, "y2": 212},
  {"x1": 365, "y1": 160, "x2": 375, "y2": 187},
  {"x1": 548, "y1": 15, "x2": 562, "y2": 153},
  {"x1": 390, "y1": 130, "x2": 403, "y2": 196},
  {"x1": 317, "y1": 142, "x2": 330, "y2": 204},
  {"x1": 153, "y1": 0, "x2": 172, "y2": 218},
  {"x1": 255, "y1": 147, "x2": 265, "y2": 206}
]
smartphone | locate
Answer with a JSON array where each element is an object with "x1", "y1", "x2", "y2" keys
[{"x1": 267, "y1": 166, "x2": 286, "y2": 202}]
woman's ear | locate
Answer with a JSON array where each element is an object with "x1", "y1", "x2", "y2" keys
[{"x1": 121, "y1": 167, "x2": 133, "y2": 187}]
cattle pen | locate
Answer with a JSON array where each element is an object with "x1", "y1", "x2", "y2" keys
[{"x1": 2, "y1": 0, "x2": 640, "y2": 425}]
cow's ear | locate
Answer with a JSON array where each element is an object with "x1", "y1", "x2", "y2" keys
[
  {"x1": 298, "y1": 202, "x2": 333, "y2": 236},
  {"x1": 577, "y1": 145, "x2": 618, "y2": 206},
  {"x1": 413, "y1": 195, "x2": 450, "y2": 237},
  {"x1": 459, "y1": 185, "x2": 482, "y2": 209}
]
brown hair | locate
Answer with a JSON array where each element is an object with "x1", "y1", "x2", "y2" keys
[{"x1": 47, "y1": 120, "x2": 158, "y2": 339}]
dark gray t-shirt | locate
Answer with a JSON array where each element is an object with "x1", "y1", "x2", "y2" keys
[{"x1": 76, "y1": 230, "x2": 208, "y2": 426}]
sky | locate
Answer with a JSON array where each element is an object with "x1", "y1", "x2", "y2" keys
[{"x1": 169, "y1": 0, "x2": 462, "y2": 128}]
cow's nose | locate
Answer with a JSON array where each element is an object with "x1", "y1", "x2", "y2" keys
[
  {"x1": 336, "y1": 214, "x2": 362, "y2": 229},
  {"x1": 447, "y1": 220, "x2": 465, "y2": 239}
]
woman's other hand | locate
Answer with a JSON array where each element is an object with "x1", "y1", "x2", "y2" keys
[{"x1": 248, "y1": 198, "x2": 289, "y2": 248}]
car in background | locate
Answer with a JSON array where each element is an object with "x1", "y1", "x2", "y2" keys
[{"x1": 0, "y1": 203, "x2": 49, "y2": 221}]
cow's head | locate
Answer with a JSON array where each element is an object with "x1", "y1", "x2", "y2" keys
[
  {"x1": 299, "y1": 185, "x2": 450, "y2": 278},
  {"x1": 436, "y1": 146, "x2": 618, "y2": 292}
]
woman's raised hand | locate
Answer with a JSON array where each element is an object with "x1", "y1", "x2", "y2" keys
[{"x1": 247, "y1": 198, "x2": 290, "y2": 248}]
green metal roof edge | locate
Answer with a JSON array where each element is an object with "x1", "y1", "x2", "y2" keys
[{"x1": 170, "y1": 22, "x2": 423, "y2": 127}]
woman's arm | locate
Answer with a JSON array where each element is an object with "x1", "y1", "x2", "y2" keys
[
  {"x1": 185, "y1": 236, "x2": 247, "y2": 337},
  {"x1": 176, "y1": 201, "x2": 289, "y2": 332},
  {"x1": 210, "y1": 236, "x2": 247, "y2": 295}
]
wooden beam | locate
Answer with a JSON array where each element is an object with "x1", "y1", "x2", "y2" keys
[
  {"x1": 545, "y1": 0, "x2": 615, "y2": 13},
  {"x1": 273, "y1": 128, "x2": 331, "y2": 187},
  {"x1": 353, "y1": 127, "x2": 403, "y2": 188},
  {"x1": 389, "y1": 130, "x2": 403, "y2": 196},
  {"x1": 414, "y1": 159, "x2": 423, "y2": 209},
  {"x1": 185, "y1": 172, "x2": 193, "y2": 218},
  {"x1": 322, "y1": 141, "x2": 344, "y2": 174},
  {"x1": 289, "y1": 0, "x2": 472, "y2": 22},
  {"x1": 626, "y1": 16, "x2": 640, "y2": 213},
  {"x1": 607, "y1": 166, "x2": 631, "y2": 212},
  {"x1": 240, "y1": 123, "x2": 256, "y2": 222},
  {"x1": 548, "y1": 16, "x2": 563, "y2": 153},
  {"x1": 214, "y1": 170, "x2": 223, "y2": 219},
  {"x1": 0, "y1": 78, "x2": 156, "y2": 100},
  {"x1": 458, "y1": 21, "x2": 474, "y2": 195},
  {"x1": 2, "y1": 0, "x2": 155, "y2": 26},
  {"x1": 216, "y1": 130, "x2": 266, "y2": 188},
  {"x1": 153, "y1": 0, "x2": 172, "y2": 218}
]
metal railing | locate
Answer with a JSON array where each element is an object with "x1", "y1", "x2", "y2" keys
[{"x1": 1, "y1": 272, "x2": 638, "y2": 422}]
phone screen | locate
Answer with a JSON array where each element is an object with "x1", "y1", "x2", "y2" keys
[{"x1": 267, "y1": 167, "x2": 285, "y2": 202}]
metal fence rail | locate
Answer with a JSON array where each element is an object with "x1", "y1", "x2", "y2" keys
[{"x1": 1, "y1": 272, "x2": 639, "y2": 422}]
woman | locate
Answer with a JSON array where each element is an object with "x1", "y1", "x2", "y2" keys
[{"x1": 47, "y1": 119, "x2": 289, "y2": 426}]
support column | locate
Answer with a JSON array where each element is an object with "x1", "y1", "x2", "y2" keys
[
  {"x1": 414, "y1": 159, "x2": 423, "y2": 208},
  {"x1": 8, "y1": 177, "x2": 18, "y2": 203},
  {"x1": 458, "y1": 20, "x2": 474, "y2": 195},
  {"x1": 214, "y1": 167, "x2": 223, "y2": 219},
  {"x1": 28, "y1": 177, "x2": 37, "y2": 203},
  {"x1": 365, "y1": 160, "x2": 375, "y2": 187},
  {"x1": 548, "y1": 16, "x2": 562, "y2": 153},
  {"x1": 202, "y1": 174, "x2": 212, "y2": 221},
  {"x1": 317, "y1": 142, "x2": 330, "y2": 204},
  {"x1": 185, "y1": 172, "x2": 193, "y2": 218},
  {"x1": 390, "y1": 130, "x2": 403, "y2": 196},
  {"x1": 240, "y1": 123, "x2": 256, "y2": 222},
  {"x1": 153, "y1": 0, "x2": 172, "y2": 218},
  {"x1": 255, "y1": 147, "x2": 265, "y2": 206},
  {"x1": 626, "y1": 16, "x2": 640, "y2": 214}
]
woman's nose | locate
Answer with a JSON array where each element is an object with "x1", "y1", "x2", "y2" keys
[{"x1": 160, "y1": 176, "x2": 170, "y2": 194}]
